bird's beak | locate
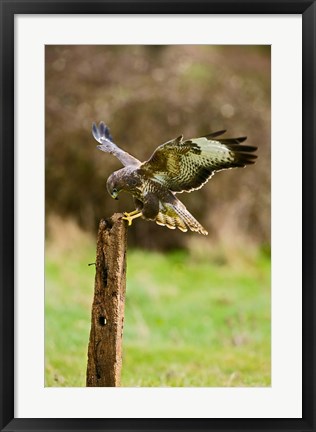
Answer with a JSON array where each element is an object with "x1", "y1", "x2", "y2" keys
[{"x1": 111, "y1": 193, "x2": 119, "y2": 200}]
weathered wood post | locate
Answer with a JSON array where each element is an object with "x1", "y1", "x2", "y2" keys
[{"x1": 86, "y1": 213, "x2": 127, "y2": 386}]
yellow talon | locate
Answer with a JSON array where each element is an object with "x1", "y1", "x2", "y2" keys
[
  {"x1": 122, "y1": 211, "x2": 142, "y2": 226},
  {"x1": 123, "y1": 209, "x2": 140, "y2": 217}
]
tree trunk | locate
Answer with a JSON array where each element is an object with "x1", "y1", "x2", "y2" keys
[{"x1": 86, "y1": 214, "x2": 127, "y2": 386}]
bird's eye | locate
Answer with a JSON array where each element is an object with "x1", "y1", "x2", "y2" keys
[{"x1": 112, "y1": 188, "x2": 117, "y2": 194}]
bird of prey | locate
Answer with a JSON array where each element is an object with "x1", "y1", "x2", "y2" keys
[{"x1": 92, "y1": 122, "x2": 257, "y2": 235}]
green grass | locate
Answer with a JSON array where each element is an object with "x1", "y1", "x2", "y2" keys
[{"x1": 45, "y1": 236, "x2": 270, "y2": 387}]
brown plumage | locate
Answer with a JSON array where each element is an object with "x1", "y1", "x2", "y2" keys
[{"x1": 92, "y1": 122, "x2": 257, "y2": 235}]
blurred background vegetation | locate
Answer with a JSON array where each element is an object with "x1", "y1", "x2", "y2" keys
[{"x1": 45, "y1": 45, "x2": 271, "y2": 387}]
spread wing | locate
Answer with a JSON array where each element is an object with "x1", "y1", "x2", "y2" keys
[
  {"x1": 140, "y1": 131, "x2": 257, "y2": 193},
  {"x1": 92, "y1": 122, "x2": 141, "y2": 167}
]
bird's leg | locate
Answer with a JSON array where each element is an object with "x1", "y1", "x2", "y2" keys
[{"x1": 122, "y1": 211, "x2": 142, "y2": 226}]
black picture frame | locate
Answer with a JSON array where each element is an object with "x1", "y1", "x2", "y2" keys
[{"x1": 0, "y1": 1, "x2": 315, "y2": 431}]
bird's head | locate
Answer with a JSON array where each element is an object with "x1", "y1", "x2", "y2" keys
[{"x1": 106, "y1": 173, "x2": 122, "y2": 200}]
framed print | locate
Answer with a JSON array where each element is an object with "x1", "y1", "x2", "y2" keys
[{"x1": 1, "y1": 1, "x2": 315, "y2": 431}]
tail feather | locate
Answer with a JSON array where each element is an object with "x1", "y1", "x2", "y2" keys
[
  {"x1": 173, "y1": 201, "x2": 208, "y2": 235},
  {"x1": 155, "y1": 199, "x2": 208, "y2": 235}
]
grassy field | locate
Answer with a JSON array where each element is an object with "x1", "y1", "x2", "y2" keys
[{"x1": 45, "y1": 225, "x2": 270, "y2": 387}]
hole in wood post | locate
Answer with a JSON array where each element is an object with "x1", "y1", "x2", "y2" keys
[
  {"x1": 104, "y1": 218, "x2": 114, "y2": 229},
  {"x1": 99, "y1": 316, "x2": 107, "y2": 326},
  {"x1": 102, "y1": 266, "x2": 108, "y2": 286}
]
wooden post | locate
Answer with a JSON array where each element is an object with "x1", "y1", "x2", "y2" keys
[{"x1": 86, "y1": 213, "x2": 127, "y2": 387}]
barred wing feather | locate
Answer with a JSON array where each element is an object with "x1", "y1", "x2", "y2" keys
[{"x1": 141, "y1": 132, "x2": 257, "y2": 193}]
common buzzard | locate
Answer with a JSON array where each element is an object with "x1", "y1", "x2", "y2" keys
[{"x1": 92, "y1": 122, "x2": 257, "y2": 235}]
